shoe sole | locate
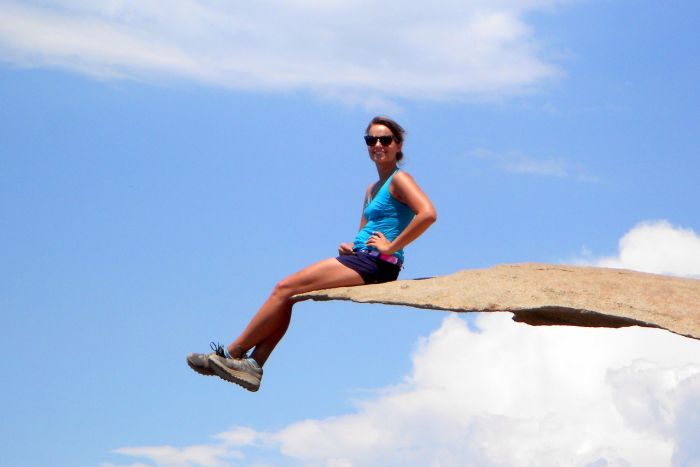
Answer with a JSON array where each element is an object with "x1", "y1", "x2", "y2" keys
[
  {"x1": 208, "y1": 357, "x2": 261, "y2": 392},
  {"x1": 187, "y1": 354, "x2": 215, "y2": 377},
  {"x1": 187, "y1": 361, "x2": 215, "y2": 376}
]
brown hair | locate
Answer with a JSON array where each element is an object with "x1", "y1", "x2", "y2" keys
[{"x1": 366, "y1": 116, "x2": 406, "y2": 161}]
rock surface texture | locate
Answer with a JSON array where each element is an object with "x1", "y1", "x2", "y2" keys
[{"x1": 297, "y1": 263, "x2": 700, "y2": 340}]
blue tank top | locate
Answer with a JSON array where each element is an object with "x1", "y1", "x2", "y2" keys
[{"x1": 353, "y1": 170, "x2": 415, "y2": 262}]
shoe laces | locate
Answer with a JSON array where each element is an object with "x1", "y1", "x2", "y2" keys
[
  {"x1": 210, "y1": 341, "x2": 227, "y2": 358},
  {"x1": 210, "y1": 341, "x2": 248, "y2": 360}
]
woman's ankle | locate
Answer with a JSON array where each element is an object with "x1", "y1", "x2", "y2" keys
[{"x1": 227, "y1": 344, "x2": 246, "y2": 359}]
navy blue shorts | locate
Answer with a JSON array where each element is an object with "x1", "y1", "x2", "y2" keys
[{"x1": 336, "y1": 251, "x2": 402, "y2": 284}]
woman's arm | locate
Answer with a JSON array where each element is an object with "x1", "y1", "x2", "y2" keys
[
  {"x1": 366, "y1": 171, "x2": 437, "y2": 255},
  {"x1": 338, "y1": 183, "x2": 373, "y2": 255},
  {"x1": 358, "y1": 183, "x2": 372, "y2": 231}
]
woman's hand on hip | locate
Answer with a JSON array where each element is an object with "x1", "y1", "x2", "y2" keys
[{"x1": 365, "y1": 231, "x2": 392, "y2": 254}]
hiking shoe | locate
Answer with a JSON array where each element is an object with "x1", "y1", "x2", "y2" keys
[
  {"x1": 187, "y1": 342, "x2": 227, "y2": 376},
  {"x1": 208, "y1": 354, "x2": 263, "y2": 392}
]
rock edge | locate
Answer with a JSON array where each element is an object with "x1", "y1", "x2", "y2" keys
[{"x1": 296, "y1": 263, "x2": 700, "y2": 340}]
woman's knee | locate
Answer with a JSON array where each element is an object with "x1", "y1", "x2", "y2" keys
[{"x1": 271, "y1": 277, "x2": 298, "y2": 300}]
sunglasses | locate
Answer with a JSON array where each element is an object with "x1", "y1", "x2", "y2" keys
[{"x1": 364, "y1": 135, "x2": 395, "y2": 146}]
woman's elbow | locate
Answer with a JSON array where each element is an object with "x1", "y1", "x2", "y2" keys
[{"x1": 423, "y1": 207, "x2": 437, "y2": 225}]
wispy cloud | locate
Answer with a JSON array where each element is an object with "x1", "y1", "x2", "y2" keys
[
  {"x1": 575, "y1": 220, "x2": 700, "y2": 278},
  {"x1": 109, "y1": 445, "x2": 241, "y2": 467},
  {"x1": 468, "y1": 148, "x2": 599, "y2": 181},
  {"x1": 103, "y1": 427, "x2": 257, "y2": 467},
  {"x1": 0, "y1": 0, "x2": 569, "y2": 105}
]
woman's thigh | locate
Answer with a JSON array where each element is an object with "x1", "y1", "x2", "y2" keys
[{"x1": 280, "y1": 258, "x2": 365, "y2": 297}]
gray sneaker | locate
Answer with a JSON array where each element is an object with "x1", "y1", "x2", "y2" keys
[
  {"x1": 187, "y1": 342, "x2": 227, "y2": 376},
  {"x1": 208, "y1": 354, "x2": 263, "y2": 392}
]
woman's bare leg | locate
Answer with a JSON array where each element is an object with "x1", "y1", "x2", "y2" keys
[
  {"x1": 227, "y1": 258, "x2": 364, "y2": 365},
  {"x1": 249, "y1": 310, "x2": 291, "y2": 366}
]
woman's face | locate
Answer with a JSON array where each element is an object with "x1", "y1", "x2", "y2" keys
[{"x1": 366, "y1": 124, "x2": 402, "y2": 165}]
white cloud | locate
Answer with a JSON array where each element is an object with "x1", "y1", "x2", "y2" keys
[
  {"x1": 582, "y1": 220, "x2": 700, "y2": 278},
  {"x1": 107, "y1": 314, "x2": 700, "y2": 466},
  {"x1": 212, "y1": 427, "x2": 260, "y2": 447},
  {"x1": 0, "y1": 0, "x2": 569, "y2": 104}
]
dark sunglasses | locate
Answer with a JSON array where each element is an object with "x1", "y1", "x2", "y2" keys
[{"x1": 364, "y1": 135, "x2": 395, "y2": 146}]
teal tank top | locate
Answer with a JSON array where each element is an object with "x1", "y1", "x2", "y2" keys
[{"x1": 353, "y1": 170, "x2": 415, "y2": 262}]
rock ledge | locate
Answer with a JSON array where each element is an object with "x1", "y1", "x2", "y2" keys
[{"x1": 296, "y1": 263, "x2": 700, "y2": 340}]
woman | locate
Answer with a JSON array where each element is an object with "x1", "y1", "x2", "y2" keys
[{"x1": 187, "y1": 116, "x2": 437, "y2": 392}]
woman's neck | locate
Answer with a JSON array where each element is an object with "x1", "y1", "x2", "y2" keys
[{"x1": 376, "y1": 165, "x2": 398, "y2": 182}]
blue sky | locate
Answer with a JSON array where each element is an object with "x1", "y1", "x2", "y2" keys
[{"x1": 1, "y1": 1, "x2": 699, "y2": 466}]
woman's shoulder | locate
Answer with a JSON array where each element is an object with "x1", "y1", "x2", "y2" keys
[
  {"x1": 391, "y1": 169, "x2": 417, "y2": 187},
  {"x1": 393, "y1": 169, "x2": 412, "y2": 179},
  {"x1": 389, "y1": 170, "x2": 418, "y2": 202}
]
